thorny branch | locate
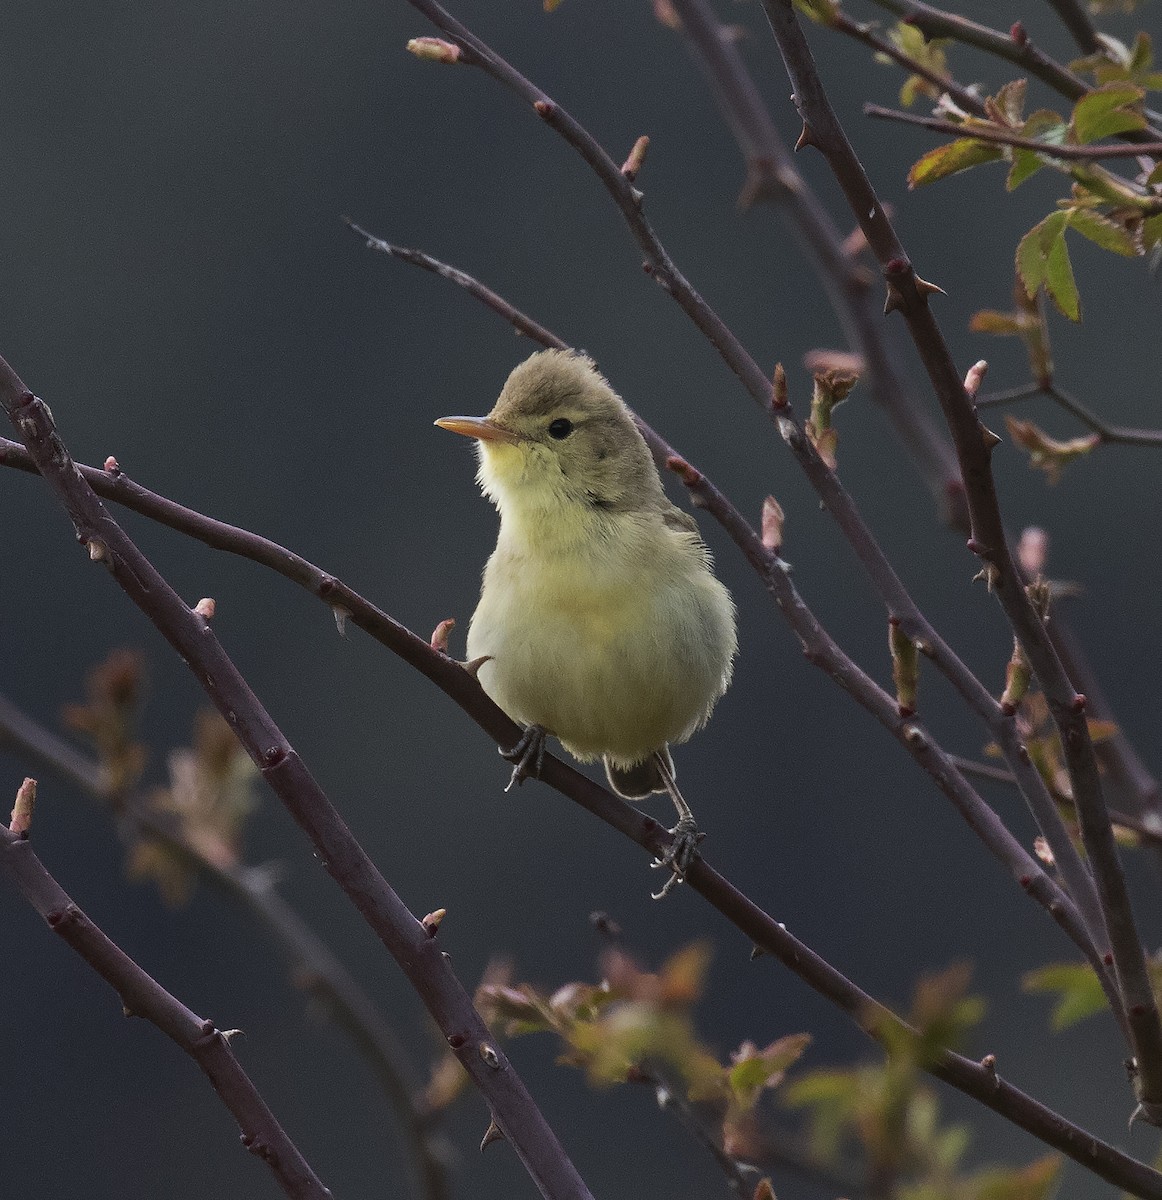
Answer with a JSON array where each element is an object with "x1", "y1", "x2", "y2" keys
[
  {"x1": 665, "y1": 0, "x2": 1162, "y2": 828},
  {"x1": 0, "y1": 354, "x2": 596, "y2": 1200},
  {"x1": 0, "y1": 805, "x2": 332, "y2": 1200},
  {"x1": 0, "y1": 693, "x2": 451, "y2": 1200},
  {"x1": 393, "y1": 0, "x2": 1114, "y2": 977},
  {"x1": 758, "y1": 0, "x2": 1162, "y2": 1120},
  {"x1": 0, "y1": 381, "x2": 1151, "y2": 1187}
]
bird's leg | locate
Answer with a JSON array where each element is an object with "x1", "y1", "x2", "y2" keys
[
  {"x1": 649, "y1": 751, "x2": 704, "y2": 900},
  {"x1": 499, "y1": 724, "x2": 548, "y2": 792}
]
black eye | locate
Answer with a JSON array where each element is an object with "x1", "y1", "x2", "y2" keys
[{"x1": 548, "y1": 418, "x2": 573, "y2": 440}]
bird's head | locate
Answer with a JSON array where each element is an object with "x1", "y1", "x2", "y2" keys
[{"x1": 436, "y1": 350, "x2": 662, "y2": 525}]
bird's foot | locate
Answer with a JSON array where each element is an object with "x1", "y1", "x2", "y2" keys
[
  {"x1": 500, "y1": 724, "x2": 548, "y2": 792},
  {"x1": 650, "y1": 817, "x2": 705, "y2": 900}
]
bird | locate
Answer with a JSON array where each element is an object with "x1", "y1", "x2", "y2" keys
[{"x1": 435, "y1": 349, "x2": 736, "y2": 896}]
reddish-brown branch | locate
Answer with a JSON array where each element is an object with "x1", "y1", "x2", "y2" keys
[
  {"x1": 2, "y1": 394, "x2": 1149, "y2": 1182},
  {"x1": 0, "y1": 692, "x2": 451, "y2": 1200},
  {"x1": 0, "y1": 821, "x2": 332, "y2": 1200},
  {"x1": 663, "y1": 0, "x2": 967, "y2": 528},
  {"x1": 864, "y1": 103, "x2": 1162, "y2": 160},
  {"x1": 392, "y1": 0, "x2": 1111, "y2": 964},
  {"x1": 0, "y1": 354, "x2": 595, "y2": 1200},
  {"x1": 760, "y1": 0, "x2": 1162, "y2": 1119}
]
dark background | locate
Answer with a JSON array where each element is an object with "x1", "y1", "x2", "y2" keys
[{"x1": 2, "y1": 2, "x2": 1160, "y2": 1197}]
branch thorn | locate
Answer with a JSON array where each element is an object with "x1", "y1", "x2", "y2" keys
[
  {"x1": 480, "y1": 1116, "x2": 506, "y2": 1151},
  {"x1": 332, "y1": 605, "x2": 350, "y2": 638}
]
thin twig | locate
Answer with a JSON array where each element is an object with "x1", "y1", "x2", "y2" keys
[
  {"x1": 0, "y1": 356, "x2": 596, "y2": 1200},
  {"x1": 0, "y1": 692, "x2": 451, "y2": 1200},
  {"x1": 0, "y1": 420, "x2": 1109, "y2": 993},
  {"x1": 760, "y1": 0, "x2": 1162, "y2": 1120},
  {"x1": 869, "y1": 0, "x2": 1089, "y2": 102},
  {"x1": 1, "y1": 388, "x2": 1147, "y2": 1182},
  {"x1": 949, "y1": 753, "x2": 1162, "y2": 850},
  {"x1": 663, "y1": 0, "x2": 968, "y2": 528},
  {"x1": 980, "y1": 381, "x2": 1162, "y2": 446},
  {"x1": 664, "y1": 1, "x2": 1161, "y2": 833},
  {"x1": 0, "y1": 818, "x2": 332, "y2": 1200},
  {"x1": 1042, "y1": 0, "x2": 1102, "y2": 55},
  {"x1": 828, "y1": 10, "x2": 988, "y2": 118},
  {"x1": 864, "y1": 103, "x2": 1162, "y2": 160},
  {"x1": 392, "y1": 0, "x2": 1110, "y2": 969}
]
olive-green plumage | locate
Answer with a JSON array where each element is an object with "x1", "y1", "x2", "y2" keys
[{"x1": 437, "y1": 349, "x2": 736, "y2": 799}]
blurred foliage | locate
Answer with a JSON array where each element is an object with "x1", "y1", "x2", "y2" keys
[{"x1": 65, "y1": 650, "x2": 257, "y2": 904}]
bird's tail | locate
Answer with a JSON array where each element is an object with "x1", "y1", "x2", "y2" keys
[{"x1": 604, "y1": 746, "x2": 673, "y2": 800}]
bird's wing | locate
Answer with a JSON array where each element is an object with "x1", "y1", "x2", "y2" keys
[{"x1": 660, "y1": 503, "x2": 700, "y2": 536}]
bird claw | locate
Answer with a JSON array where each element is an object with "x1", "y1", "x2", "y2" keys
[
  {"x1": 500, "y1": 724, "x2": 547, "y2": 791},
  {"x1": 650, "y1": 817, "x2": 704, "y2": 900}
]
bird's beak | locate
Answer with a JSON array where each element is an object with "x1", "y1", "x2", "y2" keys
[{"x1": 434, "y1": 416, "x2": 521, "y2": 445}]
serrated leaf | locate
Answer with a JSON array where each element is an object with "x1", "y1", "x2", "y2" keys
[
  {"x1": 1045, "y1": 233, "x2": 1080, "y2": 320},
  {"x1": 1070, "y1": 83, "x2": 1147, "y2": 144},
  {"x1": 908, "y1": 138, "x2": 1004, "y2": 188},
  {"x1": 1067, "y1": 208, "x2": 1140, "y2": 256},
  {"x1": 1023, "y1": 962, "x2": 1108, "y2": 1028},
  {"x1": 1016, "y1": 213, "x2": 1067, "y2": 297},
  {"x1": 1007, "y1": 149, "x2": 1043, "y2": 190}
]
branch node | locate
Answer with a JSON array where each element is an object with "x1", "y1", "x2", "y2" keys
[
  {"x1": 103, "y1": 455, "x2": 121, "y2": 475},
  {"x1": 533, "y1": 99, "x2": 555, "y2": 119},
  {"x1": 422, "y1": 908, "x2": 447, "y2": 936},
  {"x1": 193, "y1": 597, "x2": 216, "y2": 621},
  {"x1": 479, "y1": 1042, "x2": 501, "y2": 1069},
  {"x1": 665, "y1": 454, "x2": 703, "y2": 488},
  {"x1": 87, "y1": 538, "x2": 108, "y2": 563},
  {"x1": 771, "y1": 363, "x2": 788, "y2": 410},
  {"x1": 406, "y1": 36, "x2": 464, "y2": 64}
]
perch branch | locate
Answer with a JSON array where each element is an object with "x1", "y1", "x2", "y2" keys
[
  {"x1": 0, "y1": 354, "x2": 596, "y2": 1200},
  {"x1": 0, "y1": 371, "x2": 1153, "y2": 1192},
  {"x1": 393, "y1": 0, "x2": 1108, "y2": 963}
]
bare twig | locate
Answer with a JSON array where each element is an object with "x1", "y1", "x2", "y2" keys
[
  {"x1": 1042, "y1": 0, "x2": 1102, "y2": 55},
  {"x1": 663, "y1": 0, "x2": 967, "y2": 528},
  {"x1": 0, "y1": 692, "x2": 451, "y2": 1200},
  {"x1": 760, "y1": 0, "x2": 1162, "y2": 1119},
  {"x1": 4, "y1": 383, "x2": 1151, "y2": 1185},
  {"x1": 0, "y1": 417, "x2": 1109, "y2": 993},
  {"x1": 864, "y1": 103, "x2": 1162, "y2": 161},
  {"x1": 949, "y1": 754, "x2": 1162, "y2": 850},
  {"x1": 0, "y1": 814, "x2": 332, "y2": 1200},
  {"x1": 978, "y1": 380, "x2": 1162, "y2": 447},
  {"x1": 391, "y1": 0, "x2": 1110, "y2": 966},
  {"x1": 0, "y1": 355, "x2": 596, "y2": 1200},
  {"x1": 868, "y1": 0, "x2": 1089, "y2": 102}
]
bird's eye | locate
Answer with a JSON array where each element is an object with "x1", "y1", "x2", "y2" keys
[{"x1": 548, "y1": 418, "x2": 573, "y2": 440}]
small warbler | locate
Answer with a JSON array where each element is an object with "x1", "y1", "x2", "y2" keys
[{"x1": 437, "y1": 350, "x2": 736, "y2": 895}]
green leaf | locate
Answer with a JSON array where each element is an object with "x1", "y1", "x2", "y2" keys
[
  {"x1": 973, "y1": 1154, "x2": 1062, "y2": 1200},
  {"x1": 1067, "y1": 208, "x2": 1140, "y2": 256},
  {"x1": 728, "y1": 1033, "x2": 812, "y2": 1108},
  {"x1": 1143, "y1": 213, "x2": 1162, "y2": 250},
  {"x1": 1045, "y1": 233, "x2": 1080, "y2": 320},
  {"x1": 908, "y1": 138, "x2": 1004, "y2": 188},
  {"x1": 1007, "y1": 149, "x2": 1043, "y2": 190},
  {"x1": 1023, "y1": 962, "x2": 1109, "y2": 1029},
  {"x1": 1070, "y1": 83, "x2": 1147, "y2": 144},
  {"x1": 1016, "y1": 211, "x2": 1067, "y2": 298}
]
